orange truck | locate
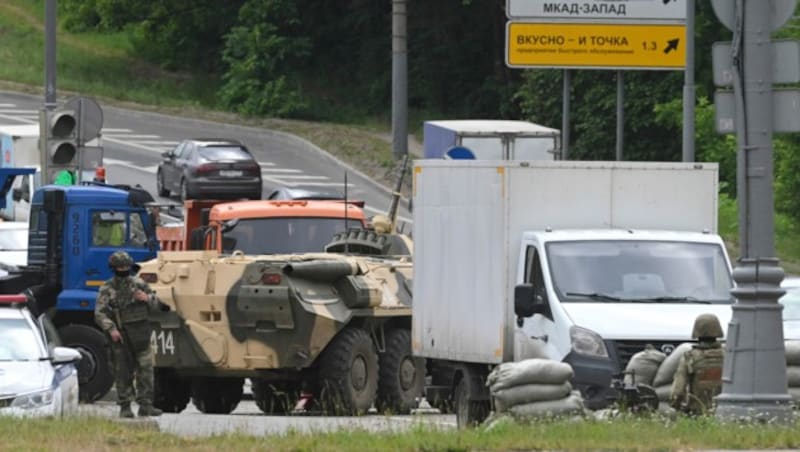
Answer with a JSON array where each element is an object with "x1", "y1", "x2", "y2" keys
[{"x1": 156, "y1": 199, "x2": 367, "y2": 253}]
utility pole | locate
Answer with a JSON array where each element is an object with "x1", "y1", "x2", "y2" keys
[
  {"x1": 682, "y1": 0, "x2": 695, "y2": 162},
  {"x1": 712, "y1": 0, "x2": 794, "y2": 423},
  {"x1": 391, "y1": 0, "x2": 408, "y2": 160}
]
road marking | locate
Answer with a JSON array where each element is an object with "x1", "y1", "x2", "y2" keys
[
  {"x1": 102, "y1": 136, "x2": 164, "y2": 154},
  {"x1": 103, "y1": 157, "x2": 159, "y2": 174},
  {"x1": 136, "y1": 140, "x2": 180, "y2": 146},
  {"x1": 269, "y1": 175, "x2": 329, "y2": 180},
  {"x1": 0, "y1": 109, "x2": 38, "y2": 114},
  {"x1": 103, "y1": 134, "x2": 162, "y2": 139},
  {"x1": 0, "y1": 113, "x2": 35, "y2": 124},
  {"x1": 102, "y1": 128, "x2": 133, "y2": 133},
  {"x1": 261, "y1": 168, "x2": 303, "y2": 174},
  {"x1": 257, "y1": 161, "x2": 276, "y2": 167},
  {"x1": 0, "y1": 104, "x2": 17, "y2": 108}
]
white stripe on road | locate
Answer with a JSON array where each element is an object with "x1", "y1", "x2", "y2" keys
[
  {"x1": 136, "y1": 140, "x2": 180, "y2": 146},
  {"x1": 103, "y1": 158, "x2": 159, "y2": 174},
  {"x1": 261, "y1": 168, "x2": 303, "y2": 174},
  {"x1": 103, "y1": 136, "x2": 164, "y2": 154},
  {"x1": 103, "y1": 134, "x2": 162, "y2": 139},
  {"x1": 0, "y1": 113, "x2": 35, "y2": 124},
  {"x1": 257, "y1": 161, "x2": 276, "y2": 167},
  {"x1": 102, "y1": 128, "x2": 133, "y2": 133},
  {"x1": 267, "y1": 175, "x2": 329, "y2": 180},
  {"x1": 0, "y1": 104, "x2": 17, "y2": 108},
  {"x1": 0, "y1": 109, "x2": 38, "y2": 114}
]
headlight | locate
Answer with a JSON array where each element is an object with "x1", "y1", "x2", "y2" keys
[
  {"x1": 10, "y1": 389, "x2": 54, "y2": 410},
  {"x1": 570, "y1": 326, "x2": 609, "y2": 358}
]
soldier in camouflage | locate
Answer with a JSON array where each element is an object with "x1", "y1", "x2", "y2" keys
[
  {"x1": 94, "y1": 251, "x2": 166, "y2": 418},
  {"x1": 670, "y1": 313, "x2": 725, "y2": 415}
]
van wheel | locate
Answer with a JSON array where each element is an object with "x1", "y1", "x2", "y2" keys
[
  {"x1": 154, "y1": 370, "x2": 190, "y2": 413},
  {"x1": 156, "y1": 170, "x2": 170, "y2": 197},
  {"x1": 191, "y1": 377, "x2": 243, "y2": 414},
  {"x1": 319, "y1": 328, "x2": 378, "y2": 415},
  {"x1": 376, "y1": 329, "x2": 424, "y2": 414}
]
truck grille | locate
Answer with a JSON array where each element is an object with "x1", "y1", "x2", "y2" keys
[{"x1": 611, "y1": 340, "x2": 687, "y2": 370}]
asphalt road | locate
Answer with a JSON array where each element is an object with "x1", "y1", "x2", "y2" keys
[
  {"x1": 79, "y1": 400, "x2": 456, "y2": 437},
  {"x1": 0, "y1": 90, "x2": 412, "y2": 226}
]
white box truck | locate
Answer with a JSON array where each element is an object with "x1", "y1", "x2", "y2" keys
[
  {"x1": 0, "y1": 125, "x2": 41, "y2": 221},
  {"x1": 423, "y1": 120, "x2": 560, "y2": 160},
  {"x1": 411, "y1": 160, "x2": 734, "y2": 426}
]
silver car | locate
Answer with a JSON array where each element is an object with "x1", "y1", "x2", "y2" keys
[{"x1": 0, "y1": 295, "x2": 81, "y2": 417}]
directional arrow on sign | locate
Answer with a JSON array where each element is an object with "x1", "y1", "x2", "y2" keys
[{"x1": 664, "y1": 38, "x2": 680, "y2": 54}]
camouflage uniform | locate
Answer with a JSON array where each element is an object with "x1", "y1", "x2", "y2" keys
[
  {"x1": 94, "y1": 251, "x2": 162, "y2": 416},
  {"x1": 670, "y1": 313, "x2": 725, "y2": 415}
]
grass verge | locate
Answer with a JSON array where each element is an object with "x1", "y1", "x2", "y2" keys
[{"x1": 4, "y1": 414, "x2": 800, "y2": 451}]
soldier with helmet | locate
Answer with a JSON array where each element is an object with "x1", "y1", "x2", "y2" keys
[
  {"x1": 670, "y1": 313, "x2": 725, "y2": 415},
  {"x1": 94, "y1": 251, "x2": 168, "y2": 418}
]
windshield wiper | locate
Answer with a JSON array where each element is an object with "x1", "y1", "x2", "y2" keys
[
  {"x1": 565, "y1": 292, "x2": 622, "y2": 301},
  {"x1": 628, "y1": 296, "x2": 712, "y2": 304}
]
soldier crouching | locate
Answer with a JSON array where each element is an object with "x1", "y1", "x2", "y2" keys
[
  {"x1": 670, "y1": 313, "x2": 725, "y2": 416},
  {"x1": 94, "y1": 251, "x2": 169, "y2": 418}
]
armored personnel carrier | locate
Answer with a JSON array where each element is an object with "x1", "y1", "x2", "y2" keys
[{"x1": 139, "y1": 238, "x2": 419, "y2": 415}]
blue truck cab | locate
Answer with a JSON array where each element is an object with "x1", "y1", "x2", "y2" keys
[{"x1": 4, "y1": 182, "x2": 159, "y2": 401}]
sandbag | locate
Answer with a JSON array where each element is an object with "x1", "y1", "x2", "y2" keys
[
  {"x1": 787, "y1": 366, "x2": 800, "y2": 387},
  {"x1": 508, "y1": 391, "x2": 585, "y2": 419},
  {"x1": 492, "y1": 382, "x2": 573, "y2": 412},
  {"x1": 623, "y1": 346, "x2": 666, "y2": 386},
  {"x1": 786, "y1": 341, "x2": 800, "y2": 366},
  {"x1": 655, "y1": 384, "x2": 673, "y2": 402},
  {"x1": 487, "y1": 359, "x2": 574, "y2": 391},
  {"x1": 652, "y1": 343, "x2": 694, "y2": 387}
]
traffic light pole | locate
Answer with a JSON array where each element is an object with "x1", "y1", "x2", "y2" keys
[
  {"x1": 44, "y1": 0, "x2": 57, "y2": 110},
  {"x1": 715, "y1": 0, "x2": 793, "y2": 423}
]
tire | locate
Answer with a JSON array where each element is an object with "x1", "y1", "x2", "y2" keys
[
  {"x1": 180, "y1": 178, "x2": 193, "y2": 202},
  {"x1": 376, "y1": 329, "x2": 425, "y2": 414},
  {"x1": 58, "y1": 324, "x2": 114, "y2": 403},
  {"x1": 154, "y1": 369, "x2": 190, "y2": 413},
  {"x1": 318, "y1": 328, "x2": 379, "y2": 415},
  {"x1": 156, "y1": 170, "x2": 170, "y2": 197},
  {"x1": 252, "y1": 380, "x2": 298, "y2": 415},
  {"x1": 454, "y1": 376, "x2": 490, "y2": 429},
  {"x1": 191, "y1": 377, "x2": 244, "y2": 414}
]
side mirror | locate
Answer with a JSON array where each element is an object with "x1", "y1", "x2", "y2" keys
[
  {"x1": 161, "y1": 151, "x2": 174, "y2": 159},
  {"x1": 11, "y1": 188, "x2": 22, "y2": 202},
  {"x1": 515, "y1": 284, "x2": 537, "y2": 318},
  {"x1": 52, "y1": 346, "x2": 82, "y2": 365}
]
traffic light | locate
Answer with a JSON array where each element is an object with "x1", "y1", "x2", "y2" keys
[{"x1": 44, "y1": 108, "x2": 78, "y2": 184}]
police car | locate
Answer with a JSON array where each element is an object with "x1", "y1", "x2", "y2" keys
[{"x1": 0, "y1": 294, "x2": 81, "y2": 417}]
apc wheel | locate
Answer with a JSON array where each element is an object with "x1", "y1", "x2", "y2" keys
[
  {"x1": 58, "y1": 324, "x2": 114, "y2": 403},
  {"x1": 454, "y1": 376, "x2": 490, "y2": 429},
  {"x1": 156, "y1": 170, "x2": 170, "y2": 197},
  {"x1": 376, "y1": 329, "x2": 424, "y2": 414},
  {"x1": 191, "y1": 377, "x2": 244, "y2": 414},
  {"x1": 154, "y1": 370, "x2": 190, "y2": 413},
  {"x1": 252, "y1": 380, "x2": 298, "y2": 415},
  {"x1": 319, "y1": 328, "x2": 378, "y2": 415}
]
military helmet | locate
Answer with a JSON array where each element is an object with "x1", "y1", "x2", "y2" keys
[
  {"x1": 108, "y1": 250, "x2": 134, "y2": 268},
  {"x1": 692, "y1": 313, "x2": 724, "y2": 339}
]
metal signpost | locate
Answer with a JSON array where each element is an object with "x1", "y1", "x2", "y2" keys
[
  {"x1": 711, "y1": 0, "x2": 796, "y2": 423},
  {"x1": 505, "y1": 0, "x2": 687, "y2": 160}
]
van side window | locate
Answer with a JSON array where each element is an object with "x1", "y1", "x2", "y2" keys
[
  {"x1": 129, "y1": 213, "x2": 148, "y2": 248},
  {"x1": 524, "y1": 245, "x2": 551, "y2": 318}
]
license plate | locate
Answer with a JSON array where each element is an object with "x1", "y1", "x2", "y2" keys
[{"x1": 220, "y1": 170, "x2": 243, "y2": 177}]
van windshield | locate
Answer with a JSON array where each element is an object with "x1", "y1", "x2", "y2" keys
[
  {"x1": 546, "y1": 240, "x2": 733, "y2": 304},
  {"x1": 221, "y1": 217, "x2": 363, "y2": 254}
]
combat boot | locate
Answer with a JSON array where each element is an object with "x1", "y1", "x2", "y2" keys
[
  {"x1": 119, "y1": 403, "x2": 134, "y2": 418},
  {"x1": 137, "y1": 404, "x2": 163, "y2": 417}
]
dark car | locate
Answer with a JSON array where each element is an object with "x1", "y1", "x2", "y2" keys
[
  {"x1": 156, "y1": 139, "x2": 262, "y2": 201},
  {"x1": 266, "y1": 186, "x2": 345, "y2": 201}
]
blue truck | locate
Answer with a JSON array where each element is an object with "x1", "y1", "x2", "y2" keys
[{"x1": 0, "y1": 172, "x2": 159, "y2": 401}]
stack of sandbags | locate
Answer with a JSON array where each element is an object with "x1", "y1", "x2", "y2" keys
[
  {"x1": 785, "y1": 341, "x2": 800, "y2": 403},
  {"x1": 487, "y1": 358, "x2": 584, "y2": 418},
  {"x1": 623, "y1": 345, "x2": 666, "y2": 386},
  {"x1": 651, "y1": 342, "x2": 694, "y2": 402}
]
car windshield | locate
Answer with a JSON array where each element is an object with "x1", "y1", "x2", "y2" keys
[
  {"x1": 222, "y1": 217, "x2": 363, "y2": 254},
  {"x1": 0, "y1": 229, "x2": 27, "y2": 251},
  {"x1": 780, "y1": 287, "x2": 800, "y2": 320},
  {"x1": 0, "y1": 318, "x2": 44, "y2": 361},
  {"x1": 547, "y1": 240, "x2": 733, "y2": 304},
  {"x1": 199, "y1": 146, "x2": 251, "y2": 161}
]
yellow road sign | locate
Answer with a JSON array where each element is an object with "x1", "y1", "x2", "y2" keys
[{"x1": 506, "y1": 22, "x2": 686, "y2": 70}]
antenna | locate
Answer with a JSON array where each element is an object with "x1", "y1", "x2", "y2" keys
[{"x1": 344, "y1": 171, "x2": 349, "y2": 254}]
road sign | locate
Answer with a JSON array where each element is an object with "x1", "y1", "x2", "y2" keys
[
  {"x1": 715, "y1": 89, "x2": 800, "y2": 134},
  {"x1": 712, "y1": 40, "x2": 800, "y2": 86},
  {"x1": 711, "y1": 0, "x2": 795, "y2": 32},
  {"x1": 506, "y1": 22, "x2": 686, "y2": 70},
  {"x1": 507, "y1": 0, "x2": 687, "y2": 22}
]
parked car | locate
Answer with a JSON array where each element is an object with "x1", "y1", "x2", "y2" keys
[
  {"x1": 0, "y1": 295, "x2": 81, "y2": 417},
  {"x1": 781, "y1": 276, "x2": 800, "y2": 340},
  {"x1": 267, "y1": 186, "x2": 345, "y2": 201},
  {"x1": 0, "y1": 222, "x2": 29, "y2": 277},
  {"x1": 156, "y1": 139, "x2": 262, "y2": 201}
]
